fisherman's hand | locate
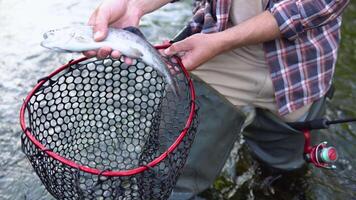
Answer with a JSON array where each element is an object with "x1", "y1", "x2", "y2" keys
[
  {"x1": 163, "y1": 33, "x2": 225, "y2": 71},
  {"x1": 83, "y1": 0, "x2": 143, "y2": 59}
]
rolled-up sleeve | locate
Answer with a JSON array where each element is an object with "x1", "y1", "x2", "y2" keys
[{"x1": 270, "y1": 0, "x2": 350, "y2": 40}]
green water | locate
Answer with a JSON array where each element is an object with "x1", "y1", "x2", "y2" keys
[{"x1": 0, "y1": 0, "x2": 354, "y2": 199}]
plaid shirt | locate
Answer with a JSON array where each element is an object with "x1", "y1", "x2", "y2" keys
[{"x1": 178, "y1": 0, "x2": 349, "y2": 115}]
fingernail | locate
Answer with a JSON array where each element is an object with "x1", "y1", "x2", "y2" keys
[{"x1": 94, "y1": 31, "x2": 103, "y2": 41}]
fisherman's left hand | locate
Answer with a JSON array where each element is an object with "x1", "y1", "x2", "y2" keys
[{"x1": 163, "y1": 33, "x2": 225, "y2": 71}]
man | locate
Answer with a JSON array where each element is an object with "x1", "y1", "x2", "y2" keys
[{"x1": 84, "y1": 0, "x2": 349, "y2": 198}]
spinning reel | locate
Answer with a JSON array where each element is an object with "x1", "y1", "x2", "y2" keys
[{"x1": 289, "y1": 118, "x2": 355, "y2": 169}]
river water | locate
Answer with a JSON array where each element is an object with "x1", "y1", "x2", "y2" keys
[{"x1": 0, "y1": 0, "x2": 354, "y2": 199}]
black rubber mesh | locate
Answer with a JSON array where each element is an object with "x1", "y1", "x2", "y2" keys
[{"x1": 21, "y1": 57, "x2": 198, "y2": 200}]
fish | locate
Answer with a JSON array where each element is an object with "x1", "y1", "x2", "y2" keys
[{"x1": 41, "y1": 25, "x2": 179, "y2": 96}]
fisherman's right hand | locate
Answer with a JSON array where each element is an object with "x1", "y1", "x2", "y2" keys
[{"x1": 83, "y1": 0, "x2": 143, "y2": 59}]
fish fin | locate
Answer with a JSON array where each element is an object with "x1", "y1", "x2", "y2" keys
[{"x1": 123, "y1": 26, "x2": 147, "y2": 40}]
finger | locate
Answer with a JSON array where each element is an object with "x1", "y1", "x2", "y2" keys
[
  {"x1": 124, "y1": 57, "x2": 133, "y2": 65},
  {"x1": 164, "y1": 40, "x2": 190, "y2": 56},
  {"x1": 181, "y1": 59, "x2": 194, "y2": 71},
  {"x1": 93, "y1": 9, "x2": 110, "y2": 41},
  {"x1": 88, "y1": 9, "x2": 98, "y2": 26},
  {"x1": 181, "y1": 53, "x2": 196, "y2": 71},
  {"x1": 157, "y1": 40, "x2": 171, "y2": 55},
  {"x1": 97, "y1": 47, "x2": 112, "y2": 59},
  {"x1": 158, "y1": 49, "x2": 165, "y2": 55},
  {"x1": 83, "y1": 50, "x2": 97, "y2": 58},
  {"x1": 111, "y1": 50, "x2": 121, "y2": 59},
  {"x1": 162, "y1": 39, "x2": 171, "y2": 45}
]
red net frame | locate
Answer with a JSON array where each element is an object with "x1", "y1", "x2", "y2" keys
[{"x1": 19, "y1": 44, "x2": 197, "y2": 199}]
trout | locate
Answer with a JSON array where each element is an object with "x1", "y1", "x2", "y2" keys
[{"x1": 41, "y1": 25, "x2": 179, "y2": 96}]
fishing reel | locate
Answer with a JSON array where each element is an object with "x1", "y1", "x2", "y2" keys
[
  {"x1": 288, "y1": 118, "x2": 355, "y2": 170},
  {"x1": 303, "y1": 130, "x2": 338, "y2": 169}
]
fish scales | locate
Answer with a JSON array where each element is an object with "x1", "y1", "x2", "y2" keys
[{"x1": 41, "y1": 25, "x2": 179, "y2": 96}]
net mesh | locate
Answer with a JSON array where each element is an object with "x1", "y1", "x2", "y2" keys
[{"x1": 21, "y1": 56, "x2": 198, "y2": 200}]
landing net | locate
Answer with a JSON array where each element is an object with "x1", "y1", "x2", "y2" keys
[{"x1": 20, "y1": 51, "x2": 197, "y2": 200}]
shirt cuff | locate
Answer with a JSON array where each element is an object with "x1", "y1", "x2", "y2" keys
[{"x1": 270, "y1": 1, "x2": 303, "y2": 41}]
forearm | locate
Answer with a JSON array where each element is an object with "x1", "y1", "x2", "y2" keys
[
  {"x1": 216, "y1": 11, "x2": 280, "y2": 52},
  {"x1": 215, "y1": 0, "x2": 349, "y2": 50},
  {"x1": 134, "y1": 0, "x2": 173, "y2": 17}
]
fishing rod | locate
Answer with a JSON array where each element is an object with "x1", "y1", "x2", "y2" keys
[
  {"x1": 288, "y1": 117, "x2": 356, "y2": 130},
  {"x1": 287, "y1": 117, "x2": 356, "y2": 170}
]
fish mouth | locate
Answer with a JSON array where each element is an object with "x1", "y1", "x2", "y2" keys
[{"x1": 40, "y1": 41, "x2": 49, "y2": 48}]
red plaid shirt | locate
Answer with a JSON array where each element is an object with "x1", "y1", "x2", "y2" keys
[{"x1": 178, "y1": 0, "x2": 349, "y2": 115}]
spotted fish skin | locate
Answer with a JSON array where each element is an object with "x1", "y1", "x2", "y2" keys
[{"x1": 41, "y1": 25, "x2": 179, "y2": 96}]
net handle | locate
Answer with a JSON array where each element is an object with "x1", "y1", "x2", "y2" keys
[{"x1": 19, "y1": 46, "x2": 196, "y2": 177}]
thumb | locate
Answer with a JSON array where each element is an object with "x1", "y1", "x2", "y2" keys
[
  {"x1": 93, "y1": 9, "x2": 110, "y2": 41},
  {"x1": 180, "y1": 52, "x2": 197, "y2": 71},
  {"x1": 164, "y1": 40, "x2": 190, "y2": 56}
]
